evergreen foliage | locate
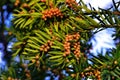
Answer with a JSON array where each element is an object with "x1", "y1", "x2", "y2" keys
[{"x1": 0, "y1": 0, "x2": 120, "y2": 80}]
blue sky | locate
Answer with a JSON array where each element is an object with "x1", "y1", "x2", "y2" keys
[
  {"x1": 82, "y1": 0, "x2": 119, "y2": 9},
  {"x1": 78, "y1": 0, "x2": 117, "y2": 56}
]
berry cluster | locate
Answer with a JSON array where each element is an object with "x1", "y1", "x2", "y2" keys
[
  {"x1": 65, "y1": 33, "x2": 80, "y2": 41},
  {"x1": 31, "y1": 55, "x2": 40, "y2": 67},
  {"x1": 40, "y1": 40, "x2": 53, "y2": 52},
  {"x1": 73, "y1": 42, "x2": 81, "y2": 58},
  {"x1": 42, "y1": 8, "x2": 63, "y2": 20},
  {"x1": 63, "y1": 33, "x2": 80, "y2": 57},
  {"x1": 24, "y1": 69, "x2": 31, "y2": 79},
  {"x1": 63, "y1": 41, "x2": 71, "y2": 56},
  {"x1": 65, "y1": 34, "x2": 73, "y2": 41},
  {"x1": 80, "y1": 67, "x2": 101, "y2": 80},
  {"x1": 93, "y1": 70, "x2": 101, "y2": 80},
  {"x1": 66, "y1": 0, "x2": 78, "y2": 10},
  {"x1": 14, "y1": 0, "x2": 20, "y2": 7},
  {"x1": 21, "y1": 64, "x2": 31, "y2": 79}
]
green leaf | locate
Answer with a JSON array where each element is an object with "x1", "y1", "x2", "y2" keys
[
  {"x1": 27, "y1": 43, "x2": 40, "y2": 49},
  {"x1": 14, "y1": 18, "x2": 26, "y2": 28},
  {"x1": 114, "y1": 69, "x2": 120, "y2": 75},
  {"x1": 44, "y1": 28, "x2": 51, "y2": 35},
  {"x1": 113, "y1": 15, "x2": 120, "y2": 25},
  {"x1": 65, "y1": 23, "x2": 75, "y2": 31},
  {"x1": 53, "y1": 32, "x2": 64, "y2": 40},
  {"x1": 22, "y1": 18, "x2": 34, "y2": 28},
  {"x1": 52, "y1": 59, "x2": 64, "y2": 66},
  {"x1": 50, "y1": 57, "x2": 63, "y2": 62},
  {"x1": 14, "y1": 18, "x2": 23, "y2": 25},
  {"x1": 25, "y1": 48, "x2": 39, "y2": 53},
  {"x1": 12, "y1": 48, "x2": 21, "y2": 57},
  {"x1": 27, "y1": 39, "x2": 40, "y2": 47},
  {"x1": 8, "y1": 67, "x2": 15, "y2": 77},
  {"x1": 111, "y1": 71, "x2": 120, "y2": 78},
  {"x1": 85, "y1": 16, "x2": 99, "y2": 26},
  {"x1": 29, "y1": 37, "x2": 44, "y2": 44},
  {"x1": 54, "y1": 40, "x2": 63, "y2": 46},
  {"x1": 30, "y1": 13, "x2": 42, "y2": 17},
  {"x1": 35, "y1": 3, "x2": 44, "y2": 11},
  {"x1": 22, "y1": 52, "x2": 28, "y2": 55},
  {"x1": 13, "y1": 42, "x2": 23, "y2": 47},
  {"x1": 66, "y1": 59, "x2": 76, "y2": 66},
  {"x1": 71, "y1": 17, "x2": 90, "y2": 29},
  {"x1": 51, "y1": 45, "x2": 61, "y2": 49},
  {"x1": 39, "y1": 31, "x2": 51, "y2": 39},
  {"x1": 68, "y1": 19, "x2": 81, "y2": 30},
  {"x1": 49, "y1": 55, "x2": 62, "y2": 59},
  {"x1": 28, "y1": 0, "x2": 40, "y2": 6},
  {"x1": 35, "y1": 32, "x2": 47, "y2": 43},
  {"x1": 19, "y1": 19, "x2": 26, "y2": 29},
  {"x1": 48, "y1": 51, "x2": 63, "y2": 55},
  {"x1": 53, "y1": 23, "x2": 59, "y2": 32}
]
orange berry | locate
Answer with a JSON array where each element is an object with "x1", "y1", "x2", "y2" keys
[
  {"x1": 44, "y1": 18, "x2": 47, "y2": 20},
  {"x1": 76, "y1": 53, "x2": 80, "y2": 57},
  {"x1": 21, "y1": 64, "x2": 27, "y2": 68},
  {"x1": 22, "y1": 3, "x2": 29, "y2": 8},
  {"x1": 47, "y1": 40, "x2": 51, "y2": 44},
  {"x1": 114, "y1": 60, "x2": 118, "y2": 65},
  {"x1": 81, "y1": 74, "x2": 85, "y2": 78},
  {"x1": 25, "y1": 73, "x2": 31, "y2": 78},
  {"x1": 35, "y1": 55, "x2": 39, "y2": 60},
  {"x1": 40, "y1": 47, "x2": 43, "y2": 51},
  {"x1": 66, "y1": 0, "x2": 69, "y2": 3},
  {"x1": 25, "y1": 69, "x2": 30, "y2": 73},
  {"x1": 97, "y1": 75, "x2": 101, "y2": 79},
  {"x1": 41, "y1": 0, "x2": 46, "y2": 2},
  {"x1": 41, "y1": 45, "x2": 44, "y2": 48},
  {"x1": 65, "y1": 38, "x2": 69, "y2": 41},
  {"x1": 29, "y1": 9, "x2": 35, "y2": 13},
  {"x1": 71, "y1": 74, "x2": 76, "y2": 77},
  {"x1": 95, "y1": 73, "x2": 98, "y2": 77},
  {"x1": 16, "y1": 0, "x2": 20, "y2": 3},
  {"x1": 63, "y1": 53, "x2": 66, "y2": 57},
  {"x1": 49, "y1": 42, "x2": 53, "y2": 46},
  {"x1": 14, "y1": 3, "x2": 18, "y2": 6},
  {"x1": 46, "y1": 46, "x2": 50, "y2": 49},
  {"x1": 8, "y1": 32, "x2": 12, "y2": 35},
  {"x1": 65, "y1": 51, "x2": 70, "y2": 55},
  {"x1": 36, "y1": 61, "x2": 40, "y2": 65},
  {"x1": 32, "y1": 59, "x2": 36, "y2": 63},
  {"x1": 44, "y1": 48, "x2": 48, "y2": 52},
  {"x1": 7, "y1": 77, "x2": 12, "y2": 80},
  {"x1": 60, "y1": 15, "x2": 63, "y2": 18},
  {"x1": 48, "y1": 14, "x2": 52, "y2": 18},
  {"x1": 66, "y1": 59, "x2": 69, "y2": 62}
]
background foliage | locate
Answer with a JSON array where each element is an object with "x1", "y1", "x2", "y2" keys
[{"x1": 0, "y1": 0, "x2": 120, "y2": 80}]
